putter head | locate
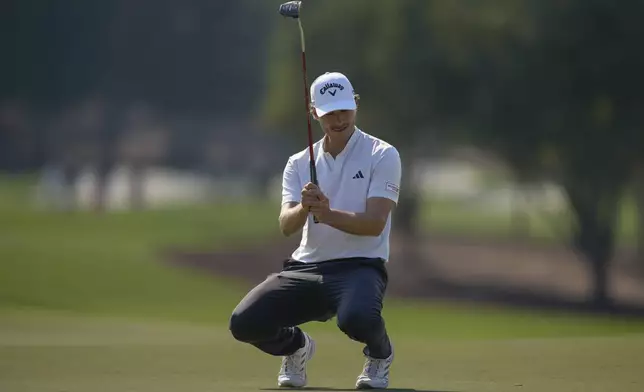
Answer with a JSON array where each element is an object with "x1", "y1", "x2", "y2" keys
[{"x1": 279, "y1": 1, "x2": 302, "y2": 19}]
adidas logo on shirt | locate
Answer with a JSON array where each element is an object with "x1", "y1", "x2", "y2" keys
[{"x1": 352, "y1": 170, "x2": 365, "y2": 179}]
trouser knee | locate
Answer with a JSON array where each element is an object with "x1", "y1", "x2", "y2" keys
[
  {"x1": 337, "y1": 310, "x2": 382, "y2": 340},
  {"x1": 229, "y1": 309, "x2": 265, "y2": 343}
]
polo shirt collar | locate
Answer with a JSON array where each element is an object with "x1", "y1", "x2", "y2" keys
[{"x1": 319, "y1": 126, "x2": 362, "y2": 159}]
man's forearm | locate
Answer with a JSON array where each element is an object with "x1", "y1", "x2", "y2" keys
[
  {"x1": 279, "y1": 203, "x2": 309, "y2": 237},
  {"x1": 318, "y1": 209, "x2": 386, "y2": 237}
]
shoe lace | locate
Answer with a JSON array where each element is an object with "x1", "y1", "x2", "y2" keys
[
  {"x1": 362, "y1": 356, "x2": 385, "y2": 377},
  {"x1": 280, "y1": 353, "x2": 301, "y2": 375}
]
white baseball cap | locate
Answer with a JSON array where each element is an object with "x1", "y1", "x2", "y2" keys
[{"x1": 310, "y1": 72, "x2": 357, "y2": 117}]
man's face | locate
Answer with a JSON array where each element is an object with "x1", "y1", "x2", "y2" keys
[{"x1": 316, "y1": 108, "x2": 357, "y2": 136}]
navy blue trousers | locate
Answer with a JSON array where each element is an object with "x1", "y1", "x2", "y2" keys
[{"x1": 229, "y1": 257, "x2": 392, "y2": 359}]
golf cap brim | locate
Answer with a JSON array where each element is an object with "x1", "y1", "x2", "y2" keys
[{"x1": 314, "y1": 99, "x2": 357, "y2": 117}]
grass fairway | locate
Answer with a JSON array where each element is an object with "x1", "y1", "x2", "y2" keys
[
  {"x1": 0, "y1": 175, "x2": 281, "y2": 322},
  {"x1": 1, "y1": 176, "x2": 644, "y2": 391},
  {"x1": 1, "y1": 309, "x2": 643, "y2": 392}
]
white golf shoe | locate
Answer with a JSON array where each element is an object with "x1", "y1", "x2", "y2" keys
[
  {"x1": 277, "y1": 332, "x2": 316, "y2": 388},
  {"x1": 355, "y1": 347, "x2": 394, "y2": 389}
]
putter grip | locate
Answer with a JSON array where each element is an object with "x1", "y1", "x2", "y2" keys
[{"x1": 310, "y1": 161, "x2": 320, "y2": 224}]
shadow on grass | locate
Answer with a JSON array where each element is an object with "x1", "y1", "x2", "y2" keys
[{"x1": 260, "y1": 388, "x2": 456, "y2": 392}]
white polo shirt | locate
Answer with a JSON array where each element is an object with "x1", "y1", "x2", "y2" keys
[{"x1": 281, "y1": 127, "x2": 402, "y2": 263}]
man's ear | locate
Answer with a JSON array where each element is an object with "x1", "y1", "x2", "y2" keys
[
  {"x1": 310, "y1": 104, "x2": 320, "y2": 120},
  {"x1": 354, "y1": 94, "x2": 361, "y2": 110}
]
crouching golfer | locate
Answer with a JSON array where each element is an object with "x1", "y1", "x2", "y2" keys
[{"x1": 229, "y1": 72, "x2": 402, "y2": 390}]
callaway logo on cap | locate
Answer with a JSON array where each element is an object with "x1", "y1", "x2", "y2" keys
[{"x1": 311, "y1": 72, "x2": 357, "y2": 117}]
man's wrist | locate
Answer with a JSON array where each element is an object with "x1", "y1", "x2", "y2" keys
[
  {"x1": 317, "y1": 208, "x2": 339, "y2": 224},
  {"x1": 297, "y1": 203, "x2": 312, "y2": 219}
]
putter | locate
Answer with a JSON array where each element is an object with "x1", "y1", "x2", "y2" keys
[{"x1": 279, "y1": 1, "x2": 320, "y2": 223}]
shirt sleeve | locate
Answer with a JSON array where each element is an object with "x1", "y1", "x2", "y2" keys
[
  {"x1": 281, "y1": 157, "x2": 302, "y2": 205},
  {"x1": 367, "y1": 146, "x2": 402, "y2": 204}
]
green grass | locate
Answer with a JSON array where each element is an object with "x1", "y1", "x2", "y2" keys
[
  {"x1": 1, "y1": 309, "x2": 643, "y2": 392},
  {"x1": 1, "y1": 174, "x2": 644, "y2": 391},
  {"x1": 421, "y1": 195, "x2": 638, "y2": 246},
  {"x1": 0, "y1": 202, "x2": 281, "y2": 322},
  {"x1": 0, "y1": 175, "x2": 281, "y2": 322}
]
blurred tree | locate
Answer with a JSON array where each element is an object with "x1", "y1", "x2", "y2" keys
[
  {"x1": 0, "y1": 0, "x2": 274, "y2": 176},
  {"x1": 424, "y1": 0, "x2": 543, "y2": 238},
  {"x1": 108, "y1": 0, "x2": 273, "y2": 116},
  {"x1": 431, "y1": 0, "x2": 644, "y2": 306},
  {"x1": 634, "y1": 165, "x2": 644, "y2": 272}
]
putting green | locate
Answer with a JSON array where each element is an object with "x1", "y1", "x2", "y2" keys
[{"x1": 1, "y1": 309, "x2": 643, "y2": 392}]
